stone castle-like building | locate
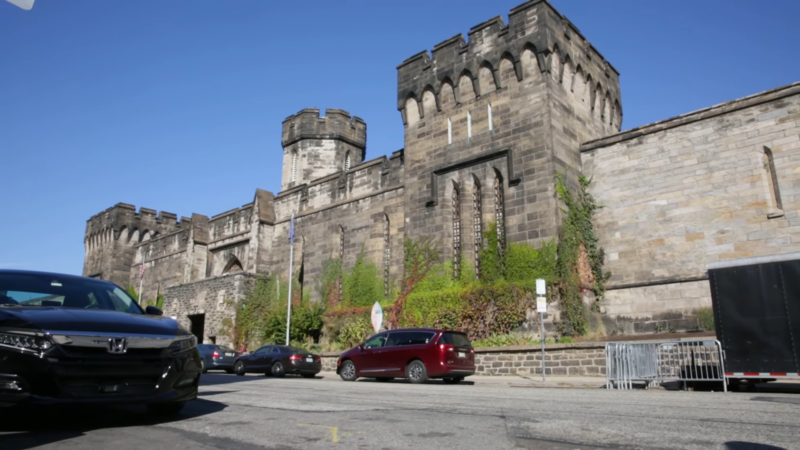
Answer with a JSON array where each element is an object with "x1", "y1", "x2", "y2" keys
[{"x1": 83, "y1": 0, "x2": 800, "y2": 345}]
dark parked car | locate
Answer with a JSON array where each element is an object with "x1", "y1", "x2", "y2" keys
[
  {"x1": 0, "y1": 269, "x2": 201, "y2": 415},
  {"x1": 198, "y1": 344, "x2": 238, "y2": 373},
  {"x1": 336, "y1": 328, "x2": 475, "y2": 384},
  {"x1": 233, "y1": 345, "x2": 321, "y2": 378}
]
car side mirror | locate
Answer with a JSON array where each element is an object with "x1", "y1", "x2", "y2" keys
[
  {"x1": 358, "y1": 343, "x2": 364, "y2": 350},
  {"x1": 145, "y1": 305, "x2": 163, "y2": 316}
]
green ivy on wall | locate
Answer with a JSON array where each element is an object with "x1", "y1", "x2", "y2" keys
[{"x1": 554, "y1": 172, "x2": 610, "y2": 336}]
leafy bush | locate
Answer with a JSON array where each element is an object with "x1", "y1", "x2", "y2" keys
[
  {"x1": 336, "y1": 315, "x2": 374, "y2": 349},
  {"x1": 697, "y1": 307, "x2": 715, "y2": 331},
  {"x1": 342, "y1": 248, "x2": 385, "y2": 308}
]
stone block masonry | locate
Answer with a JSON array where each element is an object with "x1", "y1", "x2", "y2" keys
[
  {"x1": 582, "y1": 82, "x2": 800, "y2": 331},
  {"x1": 318, "y1": 343, "x2": 607, "y2": 377},
  {"x1": 163, "y1": 272, "x2": 255, "y2": 347}
]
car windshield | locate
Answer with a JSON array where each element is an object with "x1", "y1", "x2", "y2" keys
[{"x1": 0, "y1": 272, "x2": 144, "y2": 315}]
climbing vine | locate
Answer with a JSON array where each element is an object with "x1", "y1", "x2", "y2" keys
[{"x1": 554, "y1": 172, "x2": 610, "y2": 336}]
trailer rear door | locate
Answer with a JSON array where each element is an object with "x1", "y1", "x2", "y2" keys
[{"x1": 708, "y1": 255, "x2": 800, "y2": 375}]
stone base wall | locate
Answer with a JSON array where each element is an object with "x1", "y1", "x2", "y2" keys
[
  {"x1": 600, "y1": 280, "x2": 712, "y2": 335},
  {"x1": 319, "y1": 343, "x2": 607, "y2": 377},
  {"x1": 163, "y1": 272, "x2": 255, "y2": 347}
]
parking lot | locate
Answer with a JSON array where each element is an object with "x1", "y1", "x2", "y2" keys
[{"x1": 1, "y1": 372, "x2": 799, "y2": 450}]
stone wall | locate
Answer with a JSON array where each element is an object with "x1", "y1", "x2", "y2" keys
[
  {"x1": 582, "y1": 83, "x2": 800, "y2": 332},
  {"x1": 163, "y1": 272, "x2": 255, "y2": 347},
  {"x1": 271, "y1": 151, "x2": 405, "y2": 302},
  {"x1": 318, "y1": 343, "x2": 607, "y2": 377}
]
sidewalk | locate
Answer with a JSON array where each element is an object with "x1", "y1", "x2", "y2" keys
[{"x1": 318, "y1": 371, "x2": 607, "y2": 389}]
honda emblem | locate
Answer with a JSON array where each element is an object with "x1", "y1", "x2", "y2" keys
[{"x1": 107, "y1": 338, "x2": 128, "y2": 354}]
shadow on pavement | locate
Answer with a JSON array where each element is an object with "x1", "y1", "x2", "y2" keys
[
  {"x1": 725, "y1": 442, "x2": 786, "y2": 450},
  {"x1": 354, "y1": 378, "x2": 476, "y2": 386},
  {"x1": 0, "y1": 398, "x2": 227, "y2": 450}
]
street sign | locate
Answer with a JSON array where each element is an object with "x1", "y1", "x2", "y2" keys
[
  {"x1": 371, "y1": 302, "x2": 383, "y2": 333},
  {"x1": 5, "y1": 0, "x2": 35, "y2": 10},
  {"x1": 536, "y1": 297, "x2": 547, "y2": 313},
  {"x1": 536, "y1": 279, "x2": 546, "y2": 295}
]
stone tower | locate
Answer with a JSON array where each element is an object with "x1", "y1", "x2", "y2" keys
[
  {"x1": 83, "y1": 203, "x2": 187, "y2": 288},
  {"x1": 280, "y1": 108, "x2": 367, "y2": 191},
  {"x1": 396, "y1": 0, "x2": 622, "y2": 274}
]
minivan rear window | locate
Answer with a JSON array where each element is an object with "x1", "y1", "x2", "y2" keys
[{"x1": 439, "y1": 332, "x2": 471, "y2": 348}]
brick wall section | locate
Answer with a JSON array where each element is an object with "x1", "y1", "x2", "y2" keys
[
  {"x1": 163, "y1": 272, "x2": 255, "y2": 347},
  {"x1": 318, "y1": 343, "x2": 606, "y2": 377},
  {"x1": 582, "y1": 83, "x2": 800, "y2": 331}
]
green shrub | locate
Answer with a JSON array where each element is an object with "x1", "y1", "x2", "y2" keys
[
  {"x1": 336, "y1": 315, "x2": 374, "y2": 348},
  {"x1": 697, "y1": 307, "x2": 715, "y2": 331},
  {"x1": 341, "y1": 248, "x2": 386, "y2": 308}
]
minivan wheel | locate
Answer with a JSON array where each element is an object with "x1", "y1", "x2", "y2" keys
[
  {"x1": 340, "y1": 360, "x2": 357, "y2": 381},
  {"x1": 406, "y1": 360, "x2": 428, "y2": 384}
]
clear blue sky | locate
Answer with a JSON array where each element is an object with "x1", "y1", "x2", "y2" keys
[{"x1": 1, "y1": 0, "x2": 798, "y2": 276}]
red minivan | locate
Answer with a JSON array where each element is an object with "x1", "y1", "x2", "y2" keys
[{"x1": 336, "y1": 328, "x2": 475, "y2": 384}]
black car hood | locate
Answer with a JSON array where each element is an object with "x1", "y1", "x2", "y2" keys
[{"x1": 0, "y1": 307, "x2": 180, "y2": 336}]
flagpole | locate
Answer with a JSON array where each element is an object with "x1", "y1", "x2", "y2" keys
[
  {"x1": 138, "y1": 248, "x2": 145, "y2": 305},
  {"x1": 285, "y1": 213, "x2": 295, "y2": 346}
]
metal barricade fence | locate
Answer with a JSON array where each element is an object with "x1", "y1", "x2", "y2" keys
[{"x1": 605, "y1": 340, "x2": 727, "y2": 392}]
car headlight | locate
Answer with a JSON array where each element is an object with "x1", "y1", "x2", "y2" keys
[
  {"x1": 169, "y1": 335, "x2": 197, "y2": 355},
  {"x1": 0, "y1": 331, "x2": 53, "y2": 355}
]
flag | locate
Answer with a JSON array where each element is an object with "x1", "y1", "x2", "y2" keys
[{"x1": 288, "y1": 213, "x2": 296, "y2": 244}]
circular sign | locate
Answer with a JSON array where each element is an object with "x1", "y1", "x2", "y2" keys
[{"x1": 371, "y1": 302, "x2": 383, "y2": 333}]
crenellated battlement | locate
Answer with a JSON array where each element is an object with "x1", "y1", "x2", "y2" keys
[
  {"x1": 397, "y1": 0, "x2": 621, "y2": 127},
  {"x1": 85, "y1": 203, "x2": 188, "y2": 250},
  {"x1": 281, "y1": 108, "x2": 367, "y2": 150}
]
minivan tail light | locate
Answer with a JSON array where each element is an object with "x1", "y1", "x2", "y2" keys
[{"x1": 439, "y1": 344, "x2": 455, "y2": 352}]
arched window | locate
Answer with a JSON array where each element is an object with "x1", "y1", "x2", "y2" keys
[
  {"x1": 383, "y1": 214, "x2": 390, "y2": 296},
  {"x1": 291, "y1": 151, "x2": 298, "y2": 182},
  {"x1": 472, "y1": 176, "x2": 482, "y2": 280},
  {"x1": 344, "y1": 151, "x2": 351, "y2": 171},
  {"x1": 494, "y1": 170, "x2": 506, "y2": 255},
  {"x1": 452, "y1": 181, "x2": 461, "y2": 279}
]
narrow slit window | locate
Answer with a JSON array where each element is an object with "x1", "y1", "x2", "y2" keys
[
  {"x1": 467, "y1": 111, "x2": 472, "y2": 138},
  {"x1": 344, "y1": 151, "x2": 351, "y2": 171},
  {"x1": 763, "y1": 146, "x2": 783, "y2": 211},
  {"x1": 383, "y1": 215, "x2": 390, "y2": 296},
  {"x1": 452, "y1": 183, "x2": 461, "y2": 279},
  {"x1": 487, "y1": 104, "x2": 493, "y2": 132},
  {"x1": 447, "y1": 118, "x2": 452, "y2": 144},
  {"x1": 473, "y1": 178, "x2": 482, "y2": 280},
  {"x1": 291, "y1": 151, "x2": 298, "y2": 182}
]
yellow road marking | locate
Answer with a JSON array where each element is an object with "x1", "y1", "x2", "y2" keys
[{"x1": 297, "y1": 423, "x2": 340, "y2": 443}]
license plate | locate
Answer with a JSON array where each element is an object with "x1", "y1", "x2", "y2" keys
[
  {"x1": 306, "y1": 357, "x2": 313, "y2": 363},
  {"x1": 225, "y1": 352, "x2": 235, "y2": 357},
  {"x1": 458, "y1": 352, "x2": 466, "y2": 358}
]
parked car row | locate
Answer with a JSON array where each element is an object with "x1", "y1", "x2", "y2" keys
[
  {"x1": 0, "y1": 269, "x2": 476, "y2": 420},
  {"x1": 200, "y1": 327, "x2": 477, "y2": 385}
]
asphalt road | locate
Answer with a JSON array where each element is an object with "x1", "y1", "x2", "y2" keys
[{"x1": 1, "y1": 373, "x2": 799, "y2": 450}]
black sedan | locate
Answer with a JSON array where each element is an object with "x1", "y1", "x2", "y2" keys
[
  {"x1": 0, "y1": 269, "x2": 201, "y2": 416},
  {"x1": 233, "y1": 345, "x2": 321, "y2": 378}
]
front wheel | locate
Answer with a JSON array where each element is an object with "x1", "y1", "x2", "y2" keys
[
  {"x1": 234, "y1": 361, "x2": 246, "y2": 376},
  {"x1": 146, "y1": 401, "x2": 185, "y2": 416},
  {"x1": 271, "y1": 362, "x2": 285, "y2": 378},
  {"x1": 339, "y1": 360, "x2": 357, "y2": 381},
  {"x1": 406, "y1": 360, "x2": 428, "y2": 384}
]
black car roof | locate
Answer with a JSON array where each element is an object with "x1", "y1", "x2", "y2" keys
[{"x1": 0, "y1": 269, "x2": 116, "y2": 284}]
